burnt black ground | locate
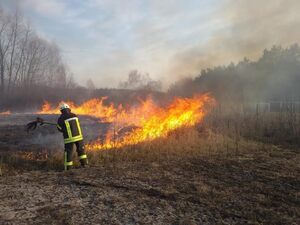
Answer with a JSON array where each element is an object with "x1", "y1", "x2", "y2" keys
[{"x1": 0, "y1": 114, "x2": 109, "y2": 151}]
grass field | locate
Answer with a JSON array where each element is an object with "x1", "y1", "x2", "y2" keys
[{"x1": 0, "y1": 112, "x2": 299, "y2": 224}]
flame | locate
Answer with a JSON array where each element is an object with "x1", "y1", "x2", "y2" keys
[
  {"x1": 38, "y1": 97, "x2": 116, "y2": 122},
  {"x1": 86, "y1": 94, "x2": 215, "y2": 150},
  {"x1": 37, "y1": 94, "x2": 215, "y2": 150},
  {"x1": 0, "y1": 110, "x2": 11, "y2": 115}
]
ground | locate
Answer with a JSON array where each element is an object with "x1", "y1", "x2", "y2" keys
[{"x1": 0, "y1": 115, "x2": 299, "y2": 224}]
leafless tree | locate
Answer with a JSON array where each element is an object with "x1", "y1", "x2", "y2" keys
[
  {"x1": 0, "y1": 7, "x2": 72, "y2": 99},
  {"x1": 0, "y1": 8, "x2": 13, "y2": 95},
  {"x1": 86, "y1": 78, "x2": 96, "y2": 90},
  {"x1": 119, "y1": 70, "x2": 162, "y2": 91}
]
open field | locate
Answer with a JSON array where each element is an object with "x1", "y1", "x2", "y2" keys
[{"x1": 0, "y1": 114, "x2": 299, "y2": 224}]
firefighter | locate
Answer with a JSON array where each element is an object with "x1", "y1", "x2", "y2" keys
[{"x1": 57, "y1": 103, "x2": 88, "y2": 170}]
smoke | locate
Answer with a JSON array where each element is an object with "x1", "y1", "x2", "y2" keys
[
  {"x1": 169, "y1": 0, "x2": 300, "y2": 79},
  {"x1": 29, "y1": 133, "x2": 62, "y2": 149},
  {"x1": 2, "y1": 0, "x2": 299, "y2": 90}
]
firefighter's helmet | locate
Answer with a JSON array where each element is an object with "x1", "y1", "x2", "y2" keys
[{"x1": 60, "y1": 103, "x2": 70, "y2": 111}]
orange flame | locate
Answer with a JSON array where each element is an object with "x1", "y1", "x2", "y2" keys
[
  {"x1": 86, "y1": 94, "x2": 215, "y2": 150},
  {"x1": 0, "y1": 110, "x2": 11, "y2": 115},
  {"x1": 38, "y1": 97, "x2": 116, "y2": 122},
  {"x1": 38, "y1": 94, "x2": 215, "y2": 150}
]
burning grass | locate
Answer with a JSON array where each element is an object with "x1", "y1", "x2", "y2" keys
[
  {"x1": 0, "y1": 125, "x2": 276, "y2": 174},
  {"x1": 39, "y1": 97, "x2": 116, "y2": 122},
  {"x1": 87, "y1": 94, "x2": 215, "y2": 150},
  {"x1": 0, "y1": 99, "x2": 299, "y2": 224},
  {"x1": 38, "y1": 94, "x2": 215, "y2": 150},
  {"x1": 0, "y1": 110, "x2": 10, "y2": 115},
  {"x1": 0, "y1": 126, "x2": 238, "y2": 173}
]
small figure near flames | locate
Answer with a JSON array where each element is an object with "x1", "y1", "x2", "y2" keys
[{"x1": 57, "y1": 103, "x2": 88, "y2": 170}]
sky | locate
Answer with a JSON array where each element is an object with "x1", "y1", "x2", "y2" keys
[{"x1": 1, "y1": 0, "x2": 300, "y2": 89}]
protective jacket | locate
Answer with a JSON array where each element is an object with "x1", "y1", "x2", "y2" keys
[{"x1": 57, "y1": 111, "x2": 83, "y2": 144}]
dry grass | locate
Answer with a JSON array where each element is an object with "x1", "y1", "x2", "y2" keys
[
  {"x1": 87, "y1": 127, "x2": 260, "y2": 165},
  {"x1": 1, "y1": 110, "x2": 299, "y2": 173},
  {"x1": 205, "y1": 105, "x2": 300, "y2": 145},
  {"x1": 1, "y1": 126, "x2": 299, "y2": 224},
  {"x1": 1, "y1": 127, "x2": 243, "y2": 173},
  {"x1": 0, "y1": 112, "x2": 299, "y2": 224}
]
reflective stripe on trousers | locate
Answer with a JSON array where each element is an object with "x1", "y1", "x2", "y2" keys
[
  {"x1": 79, "y1": 154, "x2": 87, "y2": 159},
  {"x1": 64, "y1": 152, "x2": 73, "y2": 171}
]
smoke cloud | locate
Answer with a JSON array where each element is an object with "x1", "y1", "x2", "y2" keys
[{"x1": 169, "y1": 0, "x2": 300, "y2": 79}]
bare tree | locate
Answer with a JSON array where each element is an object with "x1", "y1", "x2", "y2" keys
[
  {"x1": 0, "y1": 6, "x2": 73, "y2": 98},
  {"x1": 86, "y1": 78, "x2": 96, "y2": 90},
  {"x1": 0, "y1": 8, "x2": 13, "y2": 95},
  {"x1": 119, "y1": 70, "x2": 162, "y2": 91},
  {"x1": 66, "y1": 72, "x2": 77, "y2": 89},
  {"x1": 6, "y1": 9, "x2": 19, "y2": 93}
]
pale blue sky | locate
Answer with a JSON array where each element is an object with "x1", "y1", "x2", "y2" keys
[{"x1": 1, "y1": 0, "x2": 300, "y2": 88}]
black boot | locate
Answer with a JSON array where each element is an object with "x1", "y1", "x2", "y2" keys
[{"x1": 80, "y1": 158, "x2": 88, "y2": 167}]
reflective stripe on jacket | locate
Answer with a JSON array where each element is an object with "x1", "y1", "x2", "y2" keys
[
  {"x1": 57, "y1": 111, "x2": 83, "y2": 144},
  {"x1": 63, "y1": 117, "x2": 83, "y2": 144}
]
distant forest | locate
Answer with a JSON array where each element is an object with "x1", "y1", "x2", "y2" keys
[{"x1": 169, "y1": 44, "x2": 300, "y2": 103}]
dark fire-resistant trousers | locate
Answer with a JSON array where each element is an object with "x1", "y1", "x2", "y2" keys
[{"x1": 64, "y1": 140, "x2": 88, "y2": 170}]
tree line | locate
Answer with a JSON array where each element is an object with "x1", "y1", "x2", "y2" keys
[
  {"x1": 169, "y1": 44, "x2": 300, "y2": 103},
  {"x1": 2, "y1": 7, "x2": 300, "y2": 110},
  {"x1": 0, "y1": 8, "x2": 75, "y2": 101}
]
